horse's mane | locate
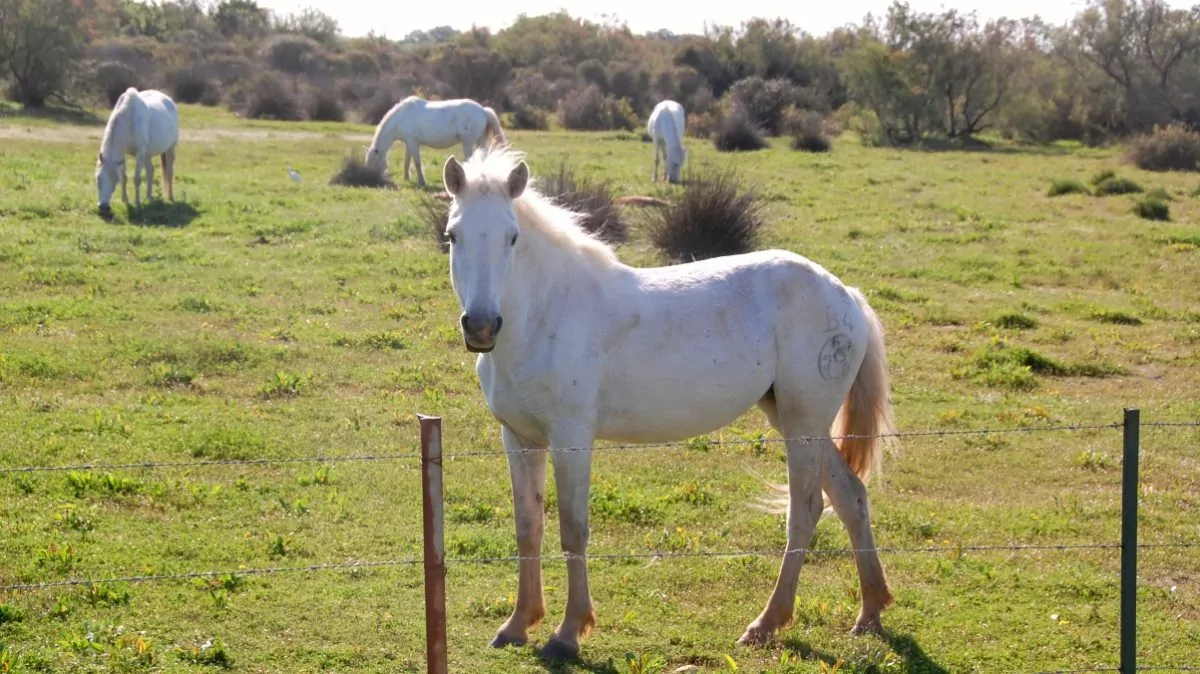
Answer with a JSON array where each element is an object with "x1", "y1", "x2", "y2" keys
[{"x1": 461, "y1": 144, "x2": 620, "y2": 268}]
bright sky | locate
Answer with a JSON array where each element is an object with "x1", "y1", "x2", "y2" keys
[{"x1": 255, "y1": 0, "x2": 1117, "y2": 39}]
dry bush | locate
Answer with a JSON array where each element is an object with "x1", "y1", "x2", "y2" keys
[
  {"x1": 419, "y1": 195, "x2": 451, "y2": 253},
  {"x1": 557, "y1": 85, "x2": 637, "y2": 131},
  {"x1": 94, "y1": 61, "x2": 141, "y2": 106},
  {"x1": 165, "y1": 67, "x2": 220, "y2": 105},
  {"x1": 713, "y1": 107, "x2": 769, "y2": 152},
  {"x1": 507, "y1": 102, "x2": 549, "y2": 131},
  {"x1": 686, "y1": 112, "x2": 717, "y2": 139},
  {"x1": 786, "y1": 108, "x2": 832, "y2": 152},
  {"x1": 329, "y1": 155, "x2": 396, "y2": 189},
  {"x1": 307, "y1": 88, "x2": 346, "y2": 122},
  {"x1": 540, "y1": 162, "x2": 628, "y2": 244},
  {"x1": 231, "y1": 71, "x2": 304, "y2": 121},
  {"x1": 646, "y1": 165, "x2": 766, "y2": 263},
  {"x1": 1126, "y1": 123, "x2": 1200, "y2": 172}
]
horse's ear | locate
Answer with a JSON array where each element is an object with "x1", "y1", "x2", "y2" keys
[
  {"x1": 507, "y1": 161, "x2": 529, "y2": 200},
  {"x1": 443, "y1": 156, "x2": 466, "y2": 197}
]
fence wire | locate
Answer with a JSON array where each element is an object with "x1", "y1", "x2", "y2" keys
[
  {"x1": 0, "y1": 419, "x2": 1142, "y2": 475},
  {"x1": 4, "y1": 541, "x2": 1196, "y2": 593}
]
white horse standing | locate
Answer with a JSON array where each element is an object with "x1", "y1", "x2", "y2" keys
[
  {"x1": 648, "y1": 99, "x2": 687, "y2": 184},
  {"x1": 437, "y1": 146, "x2": 897, "y2": 660},
  {"x1": 364, "y1": 96, "x2": 506, "y2": 187},
  {"x1": 95, "y1": 87, "x2": 179, "y2": 214}
]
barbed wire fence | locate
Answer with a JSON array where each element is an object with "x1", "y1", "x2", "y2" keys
[{"x1": 1, "y1": 409, "x2": 1197, "y2": 673}]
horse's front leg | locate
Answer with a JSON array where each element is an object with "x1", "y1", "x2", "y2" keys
[
  {"x1": 403, "y1": 147, "x2": 412, "y2": 182},
  {"x1": 411, "y1": 144, "x2": 427, "y2": 187},
  {"x1": 119, "y1": 163, "x2": 129, "y2": 205},
  {"x1": 132, "y1": 155, "x2": 145, "y2": 207},
  {"x1": 491, "y1": 425, "x2": 548, "y2": 648},
  {"x1": 652, "y1": 143, "x2": 660, "y2": 182},
  {"x1": 540, "y1": 427, "x2": 596, "y2": 660},
  {"x1": 461, "y1": 137, "x2": 475, "y2": 160},
  {"x1": 144, "y1": 156, "x2": 156, "y2": 203}
]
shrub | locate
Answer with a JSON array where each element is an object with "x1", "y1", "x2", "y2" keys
[
  {"x1": 1093, "y1": 174, "x2": 1142, "y2": 196},
  {"x1": 166, "y1": 67, "x2": 220, "y2": 106},
  {"x1": 507, "y1": 102, "x2": 549, "y2": 131},
  {"x1": 729, "y1": 77, "x2": 817, "y2": 135},
  {"x1": 686, "y1": 112, "x2": 717, "y2": 139},
  {"x1": 235, "y1": 71, "x2": 304, "y2": 121},
  {"x1": 1047, "y1": 179, "x2": 1090, "y2": 197},
  {"x1": 329, "y1": 155, "x2": 395, "y2": 189},
  {"x1": 259, "y1": 33, "x2": 327, "y2": 76},
  {"x1": 787, "y1": 108, "x2": 831, "y2": 153},
  {"x1": 647, "y1": 165, "x2": 765, "y2": 263},
  {"x1": 94, "y1": 61, "x2": 141, "y2": 106},
  {"x1": 359, "y1": 86, "x2": 404, "y2": 125},
  {"x1": 1133, "y1": 195, "x2": 1170, "y2": 221},
  {"x1": 713, "y1": 108, "x2": 768, "y2": 152},
  {"x1": 540, "y1": 162, "x2": 628, "y2": 244},
  {"x1": 1126, "y1": 123, "x2": 1200, "y2": 172},
  {"x1": 306, "y1": 88, "x2": 345, "y2": 122},
  {"x1": 557, "y1": 85, "x2": 637, "y2": 131},
  {"x1": 418, "y1": 195, "x2": 451, "y2": 253}
]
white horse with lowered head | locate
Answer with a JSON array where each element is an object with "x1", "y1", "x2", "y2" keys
[
  {"x1": 364, "y1": 95, "x2": 505, "y2": 187},
  {"x1": 437, "y1": 145, "x2": 897, "y2": 659},
  {"x1": 648, "y1": 99, "x2": 687, "y2": 184},
  {"x1": 95, "y1": 87, "x2": 179, "y2": 215}
]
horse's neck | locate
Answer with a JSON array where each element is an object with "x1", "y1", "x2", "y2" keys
[
  {"x1": 103, "y1": 106, "x2": 134, "y2": 157},
  {"x1": 497, "y1": 221, "x2": 622, "y2": 353}
]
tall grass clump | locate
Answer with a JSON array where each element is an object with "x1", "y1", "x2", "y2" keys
[
  {"x1": 1126, "y1": 123, "x2": 1200, "y2": 172},
  {"x1": 787, "y1": 108, "x2": 831, "y2": 152},
  {"x1": 329, "y1": 155, "x2": 395, "y2": 189},
  {"x1": 1091, "y1": 171, "x2": 1142, "y2": 195},
  {"x1": 419, "y1": 195, "x2": 451, "y2": 253},
  {"x1": 712, "y1": 107, "x2": 768, "y2": 152},
  {"x1": 540, "y1": 162, "x2": 628, "y2": 244},
  {"x1": 1047, "y1": 178, "x2": 1089, "y2": 197},
  {"x1": 1133, "y1": 195, "x2": 1170, "y2": 221},
  {"x1": 647, "y1": 165, "x2": 765, "y2": 263}
]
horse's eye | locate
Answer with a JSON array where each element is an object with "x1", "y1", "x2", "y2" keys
[{"x1": 510, "y1": 233, "x2": 518, "y2": 246}]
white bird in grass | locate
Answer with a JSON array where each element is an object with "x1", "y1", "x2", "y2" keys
[{"x1": 287, "y1": 167, "x2": 301, "y2": 183}]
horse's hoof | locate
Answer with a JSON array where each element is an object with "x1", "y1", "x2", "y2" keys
[
  {"x1": 851, "y1": 615, "x2": 883, "y2": 636},
  {"x1": 489, "y1": 632, "x2": 526, "y2": 649},
  {"x1": 736, "y1": 625, "x2": 774, "y2": 647},
  {"x1": 537, "y1": 637, "x2": 579, "y2": 661}
]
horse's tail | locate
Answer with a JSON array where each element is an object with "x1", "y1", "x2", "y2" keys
[
  {"x1": 482, "y1": 106, "x2": 507, "y2": 148},
  {"x1": 829, "y1": 287, "x2": 896, "y2": 496}
]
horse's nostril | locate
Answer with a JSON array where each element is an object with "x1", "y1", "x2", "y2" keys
[{"x1": 495, "y1": 316, "x2": 503, "y2": 334}]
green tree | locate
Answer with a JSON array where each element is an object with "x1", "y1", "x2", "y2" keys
[{"x1": 0, "y1": 0, "x2": 95, "y2": 108}]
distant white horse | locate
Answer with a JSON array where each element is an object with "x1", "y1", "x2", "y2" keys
[
  {"x1": 365, "y1": 96, "x2": 506, "y2": 187},
  {"x1": 437, "y1": 145, "x2": 897, "y2": 660},
  {"x1": 648, "y1": 99, "x2": 687, "y2": 184},
  {"x1": 95, "y1": 87, "x2": 179, "y2": 214}
]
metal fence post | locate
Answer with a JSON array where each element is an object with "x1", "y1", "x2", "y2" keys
[
  {"x1": 419, "y1": 415, "x2": 448, "y2": 674},
  {"x1": 1120, "y1": 408, "x2": 1140, "y2": 674}
]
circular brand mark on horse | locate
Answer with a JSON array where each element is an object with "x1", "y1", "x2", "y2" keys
[{"x1": 818, "y1": 333, "x2": 853, "y2": 380}]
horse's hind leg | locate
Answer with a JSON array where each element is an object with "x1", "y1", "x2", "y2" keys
[
  {"x1": 132, "y1": 155, "x2": 144, "y2": 206},
  {"x1": 491, "y1": 425, "x2": 548, "y2": 648},
  {"x1": 403, "y1": 146, "x2": 412, "y2": 182},
  {"x1": 820, "y1": 437, "x2": 892, "y2": 633},
  {"x1": 754, "y1": 393, "x2": 893, "y2": 638},
  {"x1": 410, "y1": 144, "x2": 427, "y2": 187},
  {"x1": 738, "y1": 392, "x2": 827, "y2": 646},
  {"x1": 162, "y1": 147, "x2": 175, "y2": 201},
  {"x1": 144, "y1": 155, "x2": 156, "y2": 202},
  {"x1": 652, "y1": 142, "x2": 660, "y2": 182}
]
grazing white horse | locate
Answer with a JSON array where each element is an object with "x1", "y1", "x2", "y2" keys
[
  {"x1": 437, "y1": 145, "x2": 897, "y2": 660},
  {"x1": 95, "y1": 87, "x2": 179, "y2": 214},
  {"x1": 648, "y1": 99, "x2": 687, "y2": 184},
  {"x1": 364, "y1": 96, "x2": 506, "y2": 187}
]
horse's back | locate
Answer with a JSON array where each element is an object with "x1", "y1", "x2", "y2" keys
[
  {"x1": 649, "y1": 100, "x2": 684, "y2": 144},
  {"x1": 136, "y1": 89, "x2": 179, "y2": 153}
]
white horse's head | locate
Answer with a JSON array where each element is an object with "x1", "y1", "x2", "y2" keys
[
  {"x1": 442, "y1": 153, "x2": 529, "y2": 353},
  {"x1": 95, "y1": 151, "x2": 124, "y2": 213},
  {"x1": 364, "y1": 143, "x2": 385, "y2": 171},
  {"x1": 667, "y1": 145, "x2": 687, "y2": 184}
]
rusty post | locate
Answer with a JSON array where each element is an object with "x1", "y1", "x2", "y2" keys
[{"x1": 419, "y1": 415, "x2": 447, "y2": 674}]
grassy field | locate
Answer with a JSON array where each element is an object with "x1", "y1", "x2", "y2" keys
[{"x1": 1, "y1": 102, "x2": 1198, "y2": 673}]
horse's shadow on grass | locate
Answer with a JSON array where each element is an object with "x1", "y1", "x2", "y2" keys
[
  {"x1": 782, "y1": 629, "x2": 949, "y2": 674},
  {"x1": 117, "y1": 200, "x2": 199, "y2": 228}
]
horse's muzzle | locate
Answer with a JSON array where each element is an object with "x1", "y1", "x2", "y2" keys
[{"x1": 460, "y1": 312, "x2": 503, "y2": 353}]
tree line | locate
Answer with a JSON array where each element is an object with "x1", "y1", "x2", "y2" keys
[{"x1": 3, "y1": 0, "x2": 1200, "y2": 145}]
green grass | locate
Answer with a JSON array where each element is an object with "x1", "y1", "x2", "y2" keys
[{"x1": 1, "y1": 105, "x2": 1198, "y2": 673}]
